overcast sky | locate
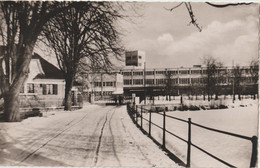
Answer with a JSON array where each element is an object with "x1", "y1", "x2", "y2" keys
[{"x1": 120, "y1": 2, "x2": 259, "y2": 68}]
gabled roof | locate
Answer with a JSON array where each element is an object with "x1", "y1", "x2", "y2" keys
[{"x1": 32, "y1": 53, "x2": 64, "y2": 79}]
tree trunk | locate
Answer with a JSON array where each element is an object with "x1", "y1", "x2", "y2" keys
[
  {"x1": 3, "y1": 43, "x2": 34, "y2": 122},
  {"x1": 4, "y1": 92, "x2": 20, "y2": 121},
  {"x1": 64, "y1": 76, "x2": 74, "y2": 111}
]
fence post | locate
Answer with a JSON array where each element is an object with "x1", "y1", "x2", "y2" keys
[
  {"x1": 135, "y1": 105, "x2": 138, "y2": 124},
  {"x1": 187, "y1": 118, "x2": 191, "y2": 167},
  {"x1": 149, "y1": 109, "x2": 152, "y2": 137},
  {"x1": 250, "y1": 136, "x2": 258, "y2": 167},
  {"x1": 162, "y1": 107, "x2": 166, "y2": 149},
  {"x1": 141, "y1": 106, "x2": 143, "y2": 129}
]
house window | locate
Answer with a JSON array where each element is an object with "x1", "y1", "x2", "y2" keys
[
  {"x1": 20, "y1": 84, "x2": 25, "y2": 93},
  {"x1": 42, "y1": 84, "x2": 58, "y2": 95},
  {"x1": 27, "y1": 83, "x2": 35, "y2": 93}
]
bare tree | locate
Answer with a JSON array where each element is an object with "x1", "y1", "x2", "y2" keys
[
  {"x1": 233, "y1": 65, "x2": 243, "y2": 100},
  {"x1": 42, "y1": 2, "x2": 124, "y2": 110},
  {"x1": 249, "y1": 58, "x2": 258, "y2": 99},
  {"x1": 164, "y1": 70, "x2": 174, "y2": 101},
  {"x1": 0, "y1": 2, "x2": 75, "y2": 121},
  {"x1": 202, "y1": 56, "x2": 224, "y2": 101}
]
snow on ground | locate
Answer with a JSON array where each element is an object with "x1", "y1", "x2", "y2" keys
[
  {"x1": 140, "y1": 95, "x2": 256, "y2": 108},
  {"x1": 0, "y1": 104, "x2": 179, "y2": 167},
  {"x1": 138, "y1": 99, "x2": 258, "y2": 167}
]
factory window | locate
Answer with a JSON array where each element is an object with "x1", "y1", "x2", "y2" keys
[
  {"x1": 172, "y1": 78, "x2": 178, "y2": 84},
  {"x1": 94, "y1": 82, "x2": 102, "y2": 87},
  {"x1": 133, "y1": 79, "x2": 143, "y2": 85},
  {"x1": 179, "y1": 70, "x2": 190, "y2": 74},
  {"x1": 133, "y1": 71, "x2": 143, "y2": 76},
  {"x1": 145, "y1": 71, "x2": 154, "y2": 75},
  {"x1": 145, "y1": 79, "x2": 154, "y2": 85},
  {"x1": 191, "y1": 78, "x2": 200, "y2": 84},
  {"x1": 168, "y1": 70, "x2": 177, "y2": 74},
  {"x1": 124, "y1": 79, "x2": 132, "y2": 85},
  {"x1": 156, "y1": 79, "x2": 165, "y2": 84},
  {"x1": 179, "y1": 78, "x2": 190, "y2": 84},
  {"x1": 105, "y1": 82, "x2": 113, "y2": 86},
  {"x1": 191, "y1": 70, "x2": 201, "y2": 74},
  {"x1": 156, "y1": 71, "x2": 165, "y2": 75},
  {"x1": 123, "y1": 72, "x2": 132, "y2": 76}
]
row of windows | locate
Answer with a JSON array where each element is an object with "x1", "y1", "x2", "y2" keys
[
  {"x1": 123, "y1": 72, "x2": 132, "y2": 76},
  {"x1": 94, "y1": 91, "x2": 113, "y2": 96},
  {"x1": 122, "y1": 70, "x2": 205, "y2": 76},
  {"x1": 179, "y1": 78, "x2": 190, "y2": 84},
  {"x1": 121, "y1": 67, "x2": 256, "y2": 77},
  {"x1": 156, "y1": 71, "x2": 165, "y2": 75},
  {"x1": 145, "y1": 71, "x2": 154, "y2": 75},
  {"x1": 123, "y1": 78, "x2": 209, "y2": 85},
  {"x1": 133, "y1": 71, "x2": 143, "y2": 76},
  {"x1": 133, "y1": 79, "x2": 143, "y2": 85},
  {"x1": 93, "y1": 82, "x2": 115, "y2": 87},
  {"x1": 42, "y1": 84, "x2": 58, "y2": 95},
  {"x1": 20, "y1": 83, "x2": 58, "y2": 95}
]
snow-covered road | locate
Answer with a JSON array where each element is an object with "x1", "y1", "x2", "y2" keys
[{"x1": 0, "y1": 105, "x2": 179, "y2": 167}]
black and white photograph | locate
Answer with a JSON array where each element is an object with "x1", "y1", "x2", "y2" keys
[{"x1": 0, "y1": 1, "x2": 258, "y2": 167}]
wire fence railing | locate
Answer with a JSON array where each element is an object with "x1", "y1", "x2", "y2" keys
[{"x1": 126, "y1": 103, "x2": 258, "y2": 167}]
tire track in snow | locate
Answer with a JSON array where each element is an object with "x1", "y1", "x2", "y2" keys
[
  {"x1": 17, "y1": 110, "x2": 90, "y2": 165},
  {"x1": 93, "y1": 113, "x2": 108, "y2": 165},
  {"x1": 108, "y1": 109, "x2": 121, "y2": 166}
]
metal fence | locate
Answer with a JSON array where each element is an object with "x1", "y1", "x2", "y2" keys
[{"x1": 126, "y1": 103, "x2": 258, "y2": 167}]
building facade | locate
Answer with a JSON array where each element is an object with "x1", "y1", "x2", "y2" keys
[
  {"x1": 88, "y1": 73, "x2": 123, "y2": 101},
  {"x1": 19, "y1": 53, "x2": 66, "y2": 108},
  {"x1": 88, "y1": 51, "x2": 258, "y2": 101}
]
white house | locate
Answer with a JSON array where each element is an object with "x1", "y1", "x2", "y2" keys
[{"x1": 19, "y1": 53, "x2": 66, "y2": 109}]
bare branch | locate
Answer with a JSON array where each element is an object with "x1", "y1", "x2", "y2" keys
[
  {"x1": 184, "y1": 2, "x2": 202, "y2": 32},
  {"x1": 164, "y1": 2, "x2": 183, "y2": 11},
  {"x1": 205, "y1": 2, "x2": 253, "y2": 8}
]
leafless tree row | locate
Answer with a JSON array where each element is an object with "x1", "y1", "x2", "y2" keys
[{"x1": 0, "y1": 1, "x2": 127, "y2": 121}]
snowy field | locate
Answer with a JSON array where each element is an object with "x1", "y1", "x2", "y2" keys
[{"x1": 138, "y1": 99, "x2": 258, "y2": 167}]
